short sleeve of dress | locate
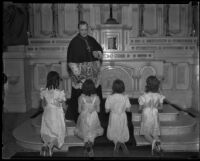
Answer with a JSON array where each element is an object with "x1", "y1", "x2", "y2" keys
[
  {"x1": 105, "y1": 95, "x2": 111, "y2": 110},
  {"x1": 59, "y1": 90, "x2": 66, "y2": 102},
  {"x1": 94, "y1": 96, "x2": 100, "y2": 106},
  {"x1": 138, "y1": 95, "x2": 145, "y2": 105},
  {"x1": 125, "y1": 95, "x2": 131, "y2": 109},
  {"x1": 159, "y1": 94, "x2": 166, "y2": 104},
  {"x1": 40, "y1": 88, "x2": 45, "y2": 99}
]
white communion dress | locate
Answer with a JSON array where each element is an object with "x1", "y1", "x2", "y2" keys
[
  {"x1": 74, "y1": 94, "x2": 104, "y2": 143},
  {"x1": 105, "y1": 93, "x2": 131, "y2": 144},
  {"x1": 138, "y1": 92, "x2": 165, "y2": 137},
  {"x1": 40, "y1": 88, "x2": 66, "y2": 148}
]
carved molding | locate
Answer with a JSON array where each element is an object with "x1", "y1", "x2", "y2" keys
[
  {"x1": 129, "y1": 37, "x2": 197, "y2": 44},
  {"x1": 169, "y1": 4, "x2": 181, "y2": 35},
  {"x1": 101, "y1": 66, "x2": 134, "y2": 95},
  {"x1": 58, "y1": 4, "x2": 78, "y2": 37},
  {"x1": 143, "y1": 4, "x2": 159, "y2": 36},
  {"x1": 101, "y1": 29, "x2": 122, "y2": 51}
]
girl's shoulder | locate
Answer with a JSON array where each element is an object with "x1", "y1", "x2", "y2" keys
[
  {"x1": 107, "y1": 93, "x2": 124, "y2": 100},
  {"x1": 79, "y1": 93, "x2": 85, "y2": 98},
  {"x1": 82, "y1": 94, "x2": 98, "y2": 100},
  {"x1": 40, "y1": 87, "x2": 48, "y2": 94},
  {"x1": 93, "y1": 94, "x2": 99, "y2": 102},
  {"x1": 55, "y1": 89, "x2": 65, "y2": 93},
  {"x1": 40, "y1": 87, "x2": 46, "y2": 91},
  {"x1": 79, "y1": 94, "x2": 87, "y2": 101},
  {"x1": 144, "y1": 92, "x2": 164, "y2": 99},
  {"x1": 139, "y1": 92, "x2": 150, "y2": 99},
  {"x1": 107, "y1": 94, "x2": 114, "y2": 100},
  {"x1": 122, "y1": 93, "x2": 129, "y2": 98}
]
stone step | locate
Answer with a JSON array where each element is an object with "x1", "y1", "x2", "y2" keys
[
  {"x1": 13, "y1": 119, "x2": 84, "y2": 152},
  {"x1": 131, "y1": 104, "x2": 179, "y2": 122},
  {"x1": 132, "y1": 112, "x2": 197, "y2": 135},
  {"x1": 134, "y1": 123, "x2": 199, "y2": 152},
  {"x1": 65, "y1": 120, "x2": 76, "y2": 136}
]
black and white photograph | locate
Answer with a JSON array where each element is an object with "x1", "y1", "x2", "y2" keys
[{"x1": 2, "y1": 1, "x2": 199, "y2": 160}]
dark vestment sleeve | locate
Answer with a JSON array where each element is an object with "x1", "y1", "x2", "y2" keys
[
  {"x1": 67, "y1": 34, "x2": 103, "y2": 63},
  {"x1": 90, "y1": 36, "x2": 103, "y2": 53}
]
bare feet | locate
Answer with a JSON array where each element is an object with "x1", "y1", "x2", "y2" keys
[
  {"x1": 120, "y1": 143, "x2": 129, "y2": 155},
  {"x1": 85, "y1": 141, "x2": 94, "y2": 157},
  {"x1": 113, "y1": 142, "x2": 120, "y2": 156},
  {"x1": 152, "y1": 140, "x2": 162, "y2": 155}
]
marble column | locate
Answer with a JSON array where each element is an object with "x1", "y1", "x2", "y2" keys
[{"x1": 171, "y1": 62, "x2": 177, "y2": 91}]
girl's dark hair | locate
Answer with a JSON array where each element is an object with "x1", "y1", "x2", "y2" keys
[
  {"x1": 82, "y1": 79, "x2": 96, "y2": 96},
  {"x1": 46, "y1": 71, "x2": 61, "y2": 90},
  {"x1": 112, "y1": 79, "x2": 125, "y2": 94},
  {"x1": 145, "y1": 75, "x2": 160, "y2": 93},
  {"x1": 78, "y1": 20, "x2": 88, "y2": 29}
]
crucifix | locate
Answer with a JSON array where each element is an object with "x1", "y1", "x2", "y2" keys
[
  {"x1": 105, "y1": 4, "x2": 118, "y2": 24},
  {"x1": 77, "y1": 4, "x2": 83, "y2": 23}
]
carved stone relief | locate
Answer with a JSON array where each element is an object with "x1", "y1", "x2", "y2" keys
[
  {"x1": 100, "y1": 66, "x2": 133, "y2": 96},
  {"x1": 57, "y1": 4, "x2": 78, "y2": 37},
  {"x1": 169, "y1": 4, "x2": 181, "y2": 35},
  {"x1": 143, "y1": 4, "x2": 158, "y2": 36}
]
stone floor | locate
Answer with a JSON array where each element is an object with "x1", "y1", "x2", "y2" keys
[{"x1": 2, "y1": 108, "x2": 200, "y2": 159}]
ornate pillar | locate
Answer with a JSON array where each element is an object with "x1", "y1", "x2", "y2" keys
[
  {"x1": 190, "y1": 2, "x2": 196, "y2": 36},
  {"x1": 132, "y1": 75, "x2": 136, "y2": 91},
  {"x1": 52, "y1": 4, "x2": 58, "y2": 37},
  {"x1": 171, "y1": 62, "x2": 177, "y2": 91},
  {"x1": 192, "y1": 47, "x2": 199, "y2": 112},
  {"x1": 28, "y1": 4, "x2": 34, "y2": 38},
  {"x1": 188, "y1": 62, "x2": 194, "y2": 90},
  {"x1": 165, "y1": 4, "x2": 170, "y2": 36},
  {"x1": 138, "y1": 4, "x2": 145, "y2": 37}
]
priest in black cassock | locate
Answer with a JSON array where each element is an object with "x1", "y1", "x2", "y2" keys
[{"x1": 66, "y1": 21, "x2": 104, "y2": 123}]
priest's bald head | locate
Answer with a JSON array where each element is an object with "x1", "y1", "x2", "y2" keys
[{"x1": 78, "y1": 21, "x2": 88, "y2": 37}]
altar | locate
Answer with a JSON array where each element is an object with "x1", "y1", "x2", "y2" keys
[{"x1": 3, "y1": 3, "x2": 199, "y2": 113}]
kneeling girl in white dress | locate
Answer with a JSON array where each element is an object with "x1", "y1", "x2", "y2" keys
[
  {"x1": 74, "y1": 79, "x2": 104, "y2": 157},
  {"x1": 138, "y1": 75, "x2": 166, "y2": 155},
  {"x1": 40, "y1": 71, "x2": 67, "y2": 156},
  {"x1": 105, "y1": 79, "x2": 131, "y2": 155}
]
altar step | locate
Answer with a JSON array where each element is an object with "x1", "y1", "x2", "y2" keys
[
  {"x1": 131, "y1": 104, "x2": 179, "y2": 122},
  {"x1": 133, "y1": 112, "x2": 197, "y2": 135},
  {"x1": 13, "y1": 104, "x2": 199, "y2": 152},
  {"x1": 13, "y1": 119, "x2": 84, "y2": 152},
  {"x1": 132, "y1": 105, "x2": 199, "y2": 152},
  {"x1": 134, "y1": 125, "x2": 199, "y2": 152}
]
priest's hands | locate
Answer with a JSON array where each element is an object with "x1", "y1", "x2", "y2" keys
[{"x1": 92, "y1": 51, "x2": 103, "y2": 59}]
